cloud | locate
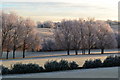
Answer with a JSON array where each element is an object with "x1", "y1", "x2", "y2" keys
[
  {"x1": 1, "y1": 1, "x2": 118, "y2": 21},
  {"x1": 2, "y1": 2, "x2": 109, "y2": 10}
]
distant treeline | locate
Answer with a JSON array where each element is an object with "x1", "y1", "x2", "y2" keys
[{"x1": 37, "y1": 20, "x2": 119, "y2": 28}]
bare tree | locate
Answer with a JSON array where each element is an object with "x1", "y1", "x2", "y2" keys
[
  {"x1": 80, "y1": 25, "x2": 87, "y2": 55},
  {"x1": 12, "y1": 17, "x2": 25, "y2": 58},
  {"x1": 54, "y1": 20, "x2": 73, "y2": 55},
  {"x1": 41, "y1": 38, "x2": 56, "y2": 51},
  {"x1": 2, "y1": 12, "x2": 18, "y2": 58},
  {"x1": 70, "y1": 19, "x2": 85, "y2": 55},
  {"x1": 4, "y1": 32, "x2": 13, "y2": 59},
  {"x1": 2, "y1": 12, "x2": 41, "y2": 59},
  {"x1": 29, "y1": 33, "x2": 41, "y2": 52},
  {"x1": 21, "y1": 18, "x2": 36, "y2": 58},
  {"x1": 85, "y1": 19, "x2": 97, "y2": 54},
  {"x1": 95, "y1": 21, "x2": 117, "y2": 54}
]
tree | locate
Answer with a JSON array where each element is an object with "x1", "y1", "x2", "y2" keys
[
  {"x1": 80, "y1": 25, "x2": 87, "y2": 55},
  {"x1": 54, "y1": 20, "x2": 73, "y2": 55},
  {"x1": 85, "y1": 19, "x2": 97, "y2": 54},
  {"x1": 1, "y1": 12, "x2": 41, "y2": 59},
  {"x1": 29, "y1": 33, "x2": 41, "y2": 52},
  {"x1": 2, "y1": 12, "x2": 18, "y2": 58},
  {"x1": 43, "y1": 21, "x2": 54, "y2": 28},
  {"x1": 70, "y1": 19, "x2": 85, "y2": 55},
  {"x1": 4, "y1": 32, "x2": 13, "y2": 59},
  {"x1": 21, "y1": 18, "x2": 36, "y2": 58},
  {"x1": 95, "y1": 21, "x2": 117, "y2": 54},
  {"x1": 12, "y1": 17, "x2": 25, "y2": 58},
  {"x1": 42, "y1": 38, "x2": 56, "y2": 51}
]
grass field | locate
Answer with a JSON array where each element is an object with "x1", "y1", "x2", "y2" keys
[{"x1": 2, "y1": 49, "x2": 119, "y2": 68}]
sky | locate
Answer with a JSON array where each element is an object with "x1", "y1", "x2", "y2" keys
[{"x1": 0, "y1": 0, "x2": 120, "y2": 22}]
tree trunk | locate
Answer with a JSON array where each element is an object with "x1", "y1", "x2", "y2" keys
[
  {"x1": 88, "y1": 49, "x2": 91, "y2": 54},
  {"x1": 67, "y1": 49, "x2": 70, "y2": 55},
  {"x1": 82, "y1": 49, "x2": 83, "y2": 54},
  {"x1": 82, "y1": 49, "x2": 85, "y2": 55},
  {"x1": 6, "y1": 51, "x2": 9, "y2": 59},
  {"x1": 23, "y1": 40, "x2": 26, "y2": 58},
  {"x1": 75, "y1": 49, "x2": 78, "y2": 55},
  {"x1": 84, "y1": 49, "x2": 85, "y2": 54},
  {"x1": 23, "y1": 49, "x2": 25, "y2": 58},
  {"x1": 13, "y1": 47, "x2": 16, "y2": 59},
  {"x1": 101, "y1": 48, "x2": 104, "y2": 54}
]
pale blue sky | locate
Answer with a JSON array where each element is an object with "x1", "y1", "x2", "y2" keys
[{"x1": 1, "y1": 0, "x2": 119, "y2": 22}]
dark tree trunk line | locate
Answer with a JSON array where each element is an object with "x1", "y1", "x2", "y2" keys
[
  {"x1": 75, "y1": 49, "x2": 78, "y2": 55},
  {"x1": 66, "y1": 39, "x2": 70, "y2": 55},
  {"x1": 82, "y1": 49, "x2": 85, "y2": 55},
  {"x1": 13, "y1": 46, "x2": 16, "y2": 59},
  {"x1": 23, "y1": 40, "x2": 26, "y2": 58},
  {"x1": 101, "y1": 48, "x2": 104, "y2": 54},
  {"x1": 67, "y1": 49, "x2": 70, "y2": 55},
  {"x1": 88, "y1": 49, "x2": 91, "y2": 54},
  {"x1": 13, "y1": 39, "x2": 16, "y2": 59},
  {"x1": 6, "y1": 50, "x2": 9, "y2": 59}
]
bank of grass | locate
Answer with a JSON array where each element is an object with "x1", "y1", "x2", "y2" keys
[{"x1": 2, "y1": 55, "x2": 120, "y2": 75}]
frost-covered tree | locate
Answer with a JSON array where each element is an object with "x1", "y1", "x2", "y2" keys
[
  {"x1": 54, "y1": 20, "x2": 73, "y2": 55},
  {"x1": 2, "y1": 12, "x2": 41, "y2": 59},
  {"x1": 2, "y1": 12, "x2": 17, "y2": 54},
  {"x1": 27, "y1": 33, "x2": 41, "y2": 52},
  {"x1": 41, "y1": 38, "x2": 56, "y2": 51},
  {"x1": 12, "y1": 17, "x2": 25, "y2": 58},
  {"x1": 54, "y1": 19, "x2": 117, "y2": 55},
  {"x1": 95, "y1": 20, "x2": 117, "y2": 54},
  {"x1": 4, "y1": 31, "x2": 13, "y2": 59},
  {"x1": 70, "y1": 20, "x2": 81, "y2": 55},
  {"x1": 21, "y1": 18, "x2": 36, "y2": 58},
  {"x1": 85, "y1": 19, "x2": 97, "y2": 54},
  {"x1": 70, "y1": 19, "x2": 86, "y2": 55},
  {"x1": 1, "y1": 12, "x2": 19, "y2": 58}
]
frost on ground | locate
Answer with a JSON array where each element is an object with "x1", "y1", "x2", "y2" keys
[
  {"x1": 2, "y1": 50, "x2": 120, "y2": 68},
  {"x1": 2, "y1": 49, "x2": 119, "y2": 59},
  {"x1": 3, "y1": 67, "x2": 119, "y2": 78}
]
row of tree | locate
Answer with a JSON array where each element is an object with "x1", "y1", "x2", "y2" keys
[
  {"x1": 1, "y1": 12, "x2": 118, "y2": 59},
  {"x1": 1, "y1": 12, "x2": 40, "y2": 59},
  {"x1": 54, "y1": 19, "x2": 117, "y2": 55}
]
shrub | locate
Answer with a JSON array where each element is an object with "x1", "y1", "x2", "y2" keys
[
  {"x1": 83, "y1": 60, "x2": 94, "y2": 68},
  {"x1": 83, "y1": 59, "x2": 102, "y2": 68},
  {"x1": 2, "y1": 66, "x2": 10, "y2": 75},
  {"x1": 93, "y1": 59, "x2": 103, "y2": 67},
  {"x1": 26, "y1": 63, "x2": 44, "y2": 73},
  {"x1": 11, "y1": 63, "x2": 44, "y2": 74},
  {"x1": 44, "y1": 60, "x2": 60, "y2": 71},
  {"x1": 69, "y1": 61, "x2": 79, "y2": 69},
  {"x1": 103, "y1": 56, "x2": 120, "y2": 67},
  {"x1": 44, "y1": 60, "x2": 70, "y2": 71},
  {"x1": 59, "y1": 60, "x2": 70, "y2": 70}
]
